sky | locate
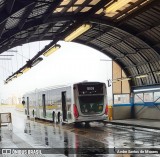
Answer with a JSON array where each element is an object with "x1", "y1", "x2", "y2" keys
[{"x1": 0, "y1": 41, "x2": 112, "y2": 103}]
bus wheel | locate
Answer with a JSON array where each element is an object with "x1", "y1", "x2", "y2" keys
[
  {"x1": 57, "y1": 112, "x2": 61, "y2": 123},
  {"x1": 85, "y1": 122, "x2": 90, "y2": 128},
  {"x1": 52, "y1": 112, "x2": 55, "y2": 123},
  {"x1": 74, "y1": 122, "x2": 81, "y2": 128}
]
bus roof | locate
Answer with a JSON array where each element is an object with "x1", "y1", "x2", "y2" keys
[{"x1": 23, "y1": 81, "x2": 105, "y2": 95}]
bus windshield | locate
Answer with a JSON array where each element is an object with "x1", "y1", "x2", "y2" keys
[{"x1": 79, "y1": 95, "x2": 104, "y2": 114}]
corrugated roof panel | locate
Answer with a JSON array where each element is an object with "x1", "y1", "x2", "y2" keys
[
  {"x1": 147, "y1": 73, "x2": 155, "y2": 84},
  {"x1": 42, "y1": 32, "x2": 54, "y2": 37},
  {"x1": 125, "y1": 4, "x2": 160, "y2": 31},
  {"x1": 33, "y1": 27, "x2": 46, "y2": 35},
  {"x1": 126, "y1": 37, "x2": 150, "y2": 48},
  {"x1": 77, "y1": 34, "x2": 91, "y2": 41},
  {"x1": 127, "y1": 53, "x2": 147, "y2": 64},
  {"x1": 119, "y1": 57, "x2": 135, "y2": 67},
  {"x1": 115, "y1": 42, "x2": 135, "y2": 54},
  {"x1": 140, "y1": 64, "x2": 150, "y2": 74},
  {"x1": 150, "y1": 62, "x2": 160, "y2": 84},
  {"x1": 6, "y1": 18, "x2": 19, "y2": 30},
  {"x1": 127, "y1": 67, "x2": 138, "y2": 76},
  {"x1": 110, "y1": 28, "x2": 131, "y2": 39},
  {"x1": 105, "y1": 47, "x2": 122, "y2": 58},
  {"x1": 141, "y1": 49, "x2": 160, "y2": 60},
  {"x1": 135, "y1": 15, "x2": 153, "y2": 27},
  {"x1": 48, "y1": 26, "x2": 60, "y2": 33},
  {"x1": 84, "y1": 29, "x2": 100, "y2": 39},
  {"x1": 153, "y1": 4, "x2": 160, "y2": 12},
  {"x1": 107, "y1": 31, "x2": 121, "y2": 40},
  {"x1": 141, "y1": 10, "x2": 160, "y2": 24},
  {"x1": 5, "y1": 8, "x2": 26, "y2": 29},
  {"x1": 0, "y1": 0, "x2": 5, "y2": 9},
  {"x1": 28, "y1": 4, "x2": 49, "y2": 18},
  {"x1": 16, "y1": 31, "x2": 28, "y2": 39},
  {"x1": 150, "y1": 61, "x2": 160, "y2": 72},
  {"x1": 123, "y1": 59, "x2": 135, "y2": 67},
  {"x1": 140, "y1": 28, "x2": 160, "y2": 44},
  {"x1": 125, "y1": 19, "x2": 148, "y2": 31},
  {"x1": 98, "y1": 33, "x2": 120, "y2": 45}
]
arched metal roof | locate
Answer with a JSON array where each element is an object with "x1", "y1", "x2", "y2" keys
[{"x1": 0, "y1": 0, "x2": 160, "y2": 89}]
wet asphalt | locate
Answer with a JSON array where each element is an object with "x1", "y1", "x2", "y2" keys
[{"x1": 0, "y1": 107, "x2": 160, "y2": 157}]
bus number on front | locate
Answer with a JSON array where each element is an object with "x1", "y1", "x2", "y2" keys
[{"x1": 87, "y1": 87, "x2": 94, "y2": 90}]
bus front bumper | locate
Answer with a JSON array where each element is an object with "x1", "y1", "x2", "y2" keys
[{"x1": 75, "y1": 114, "x2": 108, "y2": 122}]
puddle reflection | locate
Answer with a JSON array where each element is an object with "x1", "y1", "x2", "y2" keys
[
  {"x1": 21, "y1": 120, "x2": 160, "y2": 156},
  {"x1": 24, "y1": 121, "x2": 31, "y2": 135},
  {"x1": 44, "y1": 126, "x2": 49, "y2": 146}
]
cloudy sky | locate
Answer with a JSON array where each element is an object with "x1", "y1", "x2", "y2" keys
[{"x1": 0, "y1": 41, "x2": 112, "y2": 101}]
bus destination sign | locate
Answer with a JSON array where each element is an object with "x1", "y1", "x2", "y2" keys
[{"x1": 78, "y1": 83, "x2": 103, "y2": 95}]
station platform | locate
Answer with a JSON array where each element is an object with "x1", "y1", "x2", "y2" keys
[
  {"x1": 1, "y1": 106, "x2": 160, "y2": 157},
  {"x1": 106, "y1": 119, "x2": 160, "y2": 130}
]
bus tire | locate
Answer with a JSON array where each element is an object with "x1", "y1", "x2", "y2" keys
[
  {"x1": 85, "y1": 122, "x2": 90, "y2": 128},
  {"x1": 74, "y1": 122, "x2": 81, "y2": 127},
  {"x1": 52, "y1": 112, "x2": 55, "y2": 123}
]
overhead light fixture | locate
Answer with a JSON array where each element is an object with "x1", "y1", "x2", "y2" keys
[
  {"x1": 135, "y1": 74, "x2": 148, "y2": 79},
  {"x1": 32, "y1": 57, "x2": 43, "y2": 67},
  {"x1": 64, "y1": 23, "x2": 92, "y2": 42},
  {"x1": 105, "y1": 0, "x2": 132, "y2": 14},
  {"x1": 8, "y1": 75, "x2": 16, "y2": 81},
  {"x1": 16, "y1": 72, "x2": 23, "y2": 77},
  {"x1": 22, "y1": 67, "x2": 31, "y2": 73},
  {"x1": 43, "y1": 44, "x2": 61, "y2": 57}
]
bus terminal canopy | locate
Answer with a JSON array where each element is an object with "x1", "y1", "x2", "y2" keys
[{"x1": 0, "y1": 0, "x2": 160, "y2": 90}]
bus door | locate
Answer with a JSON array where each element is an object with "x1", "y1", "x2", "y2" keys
[
  {"x1": 62, "y1": 91, "x2": 67, "y2": 122},
  {"x1": 27, "y1": 97, "x2": 29, "y2": 116},
  {"x1": 42, "y1": 94, "x2": 46, "y2": 118}
]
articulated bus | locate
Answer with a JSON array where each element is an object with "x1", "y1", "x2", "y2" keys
[{"x1": 23, "y1": 82, "x2": 108, "y2": 124}]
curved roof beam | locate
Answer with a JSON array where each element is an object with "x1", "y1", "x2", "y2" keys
[
  {"x1": 1, "y1": 0, "x2": 159, "y2": 87},
  {"x1": 91, "y1": 17, "x2": 159, "y2": 56},
  {"x1": 90, "y1": 17, "x2": 159, "y2": 77}
]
